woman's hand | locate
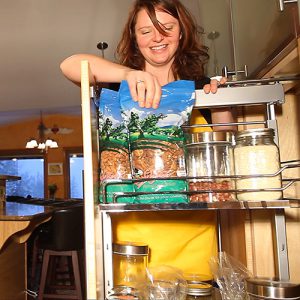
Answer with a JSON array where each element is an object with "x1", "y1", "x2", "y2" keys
[
  {"x1": 125, "y1": 70, "x2": 162, "y2": 109},
  {"x1": 203, "y1": 76, "x2": 227, "y2": 94}
]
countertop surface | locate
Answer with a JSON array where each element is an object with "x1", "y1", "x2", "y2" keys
[
  {"x1": 0, "y1": 175, "x2": 21, "y2": 181},
  {"x1": 0, "y1": 201, "x2": 53, "y2": 221}
]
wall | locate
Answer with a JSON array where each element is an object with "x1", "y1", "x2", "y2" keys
[{"x1": 0, "y1": 114, "x2": 83, "y2": 198}]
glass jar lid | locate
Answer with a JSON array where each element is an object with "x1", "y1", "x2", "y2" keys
[
  {"x1": 113, "y1": 241, "x2": 149, "y2": 256},
  {"x1": 106, "y1": 285, "x2": 139, "y2": 300},
  {"x1": 185, "y1": 131, "x2": 234, "y2": 145},
  {"x1": 246, "y1": 277, "x2": 300, "y2": 299},
  {"x1": 235, "y1": 128, "x2": 274, "y2": 140},
  {"x1": 187, "y1": 282, "x2": 213, "y2": 296}
]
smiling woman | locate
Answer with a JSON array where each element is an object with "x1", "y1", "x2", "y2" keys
[{"x1": 61, "y1": 0, "x2": 236, "y2": 281}]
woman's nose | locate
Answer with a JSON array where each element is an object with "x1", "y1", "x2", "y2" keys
[{"x1": 152, "y1": 29, "x2": 164, "y2": 42}]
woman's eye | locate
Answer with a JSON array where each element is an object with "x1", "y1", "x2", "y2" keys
[
  {"x1": 140, "y1": 28, "x2": 152, "y2": 35},
  {"x1": 165, "y1": 26, "x2": 173, "y2": 31}
]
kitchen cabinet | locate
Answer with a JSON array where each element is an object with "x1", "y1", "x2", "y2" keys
[
  {"x1": 190, "y1": 0, "x2": 299, "y2": 79},
  {"x1": 80, "y1": 61, "x2": 300, "y2": 300}
]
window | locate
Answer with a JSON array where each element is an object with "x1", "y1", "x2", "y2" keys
[
  {"x1": 69, "y1": 154, "x2": 84, "y2": 199},
  {"x1": 0, "y1": 151, "x2": 45, "y2": 198},
  {"x1": 65, "y1": 148, "x2": 84, "y2": 199}
]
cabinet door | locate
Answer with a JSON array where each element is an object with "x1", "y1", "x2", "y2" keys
[
  {"x1": 232, "y1": 0, "x2": 299, "y2": 79},
  {"x1": 195, "y1": 0, "x2": 299, "y2": 79}
]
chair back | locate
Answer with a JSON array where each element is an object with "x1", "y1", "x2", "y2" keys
[{"x1": 39, "y1": 204, "x2": 84, "y2": 251}]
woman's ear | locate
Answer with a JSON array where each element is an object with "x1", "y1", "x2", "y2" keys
[{"x1": 179, "y1": 32, "x2": 182, "y2": 39}]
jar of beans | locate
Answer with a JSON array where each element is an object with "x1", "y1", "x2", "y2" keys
[{"x1": 185, "y1": 131, "x2": 235, "y2": 202}]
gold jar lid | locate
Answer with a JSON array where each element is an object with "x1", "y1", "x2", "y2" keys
[{"x1": 113, "y1": 241, "x2": 149, "y2": 256}]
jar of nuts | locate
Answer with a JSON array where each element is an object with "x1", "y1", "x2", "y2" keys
[{"x1": 185, "y1": 131, "x2": 235, "y2": 202}]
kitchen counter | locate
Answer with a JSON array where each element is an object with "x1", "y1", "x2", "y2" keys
[
  {"x1": 0, "y1": 201, "x2": 54, "y2": 300},
  {"x1": 0, "y1": 201, "x2": 53, "y2": 220}
]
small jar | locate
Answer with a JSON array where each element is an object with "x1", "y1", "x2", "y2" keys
[
  {"x1": 234, "y1": 128, "x2": 282, "y2": 201},
  {"x1": 113, "y1": 242, "x2": 149, "y2": 289},
  {"x1": 185, "y1": 131, "x2": 235, "y2": 202}
]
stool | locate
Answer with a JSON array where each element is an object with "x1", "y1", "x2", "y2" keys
[{"x1": 36, "y1": 205, "x2": 84, "y2": 300}]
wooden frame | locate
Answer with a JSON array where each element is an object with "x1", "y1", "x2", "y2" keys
[{"x1": 48, "y1": 163, "x2": 63, "y2": 176}]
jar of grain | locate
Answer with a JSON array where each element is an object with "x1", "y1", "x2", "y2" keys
[
  {"x1": 113, "y1": 242, "x2": 149, "y2": 289},
  {"x1": 185, "y1": 131, "x2": 235, "y2": 202},
  {"x1": 234, "y1": 128, "x2": 282, "y2": 201}
]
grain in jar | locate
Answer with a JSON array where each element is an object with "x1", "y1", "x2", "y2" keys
[{"x1": 234, "y1": 128, "x2": 282, "y2": 201}]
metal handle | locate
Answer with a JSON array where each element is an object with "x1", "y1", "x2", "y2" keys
[
  {"x1": 278, "y1": 0, "x2": 298, "y2": 11},
  {"x1": 222, "y1": 65, "x2": 248, "y2": 80}
]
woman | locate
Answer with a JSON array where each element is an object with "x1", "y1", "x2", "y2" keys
[{"x1": 61, "y1": 0, "x2": 235, "y2": 277}]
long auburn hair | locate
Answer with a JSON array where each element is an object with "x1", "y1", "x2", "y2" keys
[{"x1": 116, "y1": 0, "x2": 209, "y2": 81}]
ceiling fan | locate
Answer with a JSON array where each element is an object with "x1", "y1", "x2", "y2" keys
[{"x1": 44, "y1": 124, "x2": 74, "y2": 135}]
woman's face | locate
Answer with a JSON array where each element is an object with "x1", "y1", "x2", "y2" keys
[{"x1": 134, "y1": 8, "x2": 181, "y2": 68}]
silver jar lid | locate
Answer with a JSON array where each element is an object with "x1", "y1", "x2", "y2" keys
[
  {"x1": 187, "y1": 282, "x2": 213, "y2": 296},
  {"x1": 246, "y1": 277, "x2": 300, "y2": 299},
  {"x1": 235, "y1": 128, "x2": 274, "y2": 140},
  {"x1": 185, "y1": 131, "x2": 234, "y2": 145},
  {"x1": 113, "y1": 241, "x2": 149, "y2": 256}
]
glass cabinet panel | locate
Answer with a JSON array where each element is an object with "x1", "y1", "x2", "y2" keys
[
  {"x1": 231, "y1": 0, "x2": 299, "y2": 78},
  {"x1": 190, "y1": 0, "x2": 299, "y2": 79}
]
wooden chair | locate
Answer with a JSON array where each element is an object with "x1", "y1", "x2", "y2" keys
[{"x1": 36, "y1": 205, "x2": 85, "y2": 300}]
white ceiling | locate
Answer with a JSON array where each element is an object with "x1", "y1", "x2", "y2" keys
[
  {"x1": 0, "y1": 0, "x2": 298, "y2": 125},
  {"x1": 0, "y1": 0, "x2": 135, "y2": 124},
  {"x1": 0, "y1": 0, "x2": 232, "y2": 125}
]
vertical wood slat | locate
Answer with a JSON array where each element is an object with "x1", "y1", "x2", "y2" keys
[{"x1": 81, "y1": 60, "x2": 99, "y2": 300}]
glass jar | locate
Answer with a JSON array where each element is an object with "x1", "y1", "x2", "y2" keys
[
  {"x1": 234, "y1": 128, "x2": 282, "y2": 201},
  {"x1": 185, "y1": 131, "x2": 235, "y2": 202},
  {"x1": 113, "y1": 241, "x2": 149, "y2": 289}
]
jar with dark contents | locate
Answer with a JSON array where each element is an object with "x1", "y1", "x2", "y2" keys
[{"x1": 185, "y1": 131, "x2": 235, "y2": 202}]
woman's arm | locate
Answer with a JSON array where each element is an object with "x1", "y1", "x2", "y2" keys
[
  {"x1": 203, "y1": 77, "x2": 237, "y2": 131},
  {"x1": 60, "y1": 54, "x2": 131, "y2": 84},
  {"x1": 60, "y1": 54, "x2": 162, "y2": 108},
  {"x1": 211, "y1": 108, "x2": 237, "y2": 131}
]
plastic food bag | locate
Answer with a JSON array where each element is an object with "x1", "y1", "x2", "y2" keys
[
  {"x1": 98, "y1": 88, "x2": 134, "y2": 203},
  {"x1": 138, "y1": 265, "x2": 188, "y2": 300},
  {"x1": 119, "y1": 80, "x2": 195, "y2": 203},
  {"x1": 209, "y1": 252, "x2": 252, "y2": 300}
]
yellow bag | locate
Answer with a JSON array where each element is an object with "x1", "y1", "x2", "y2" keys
[{"x1": 112, "y1": 211, "x2": 217, "y2": 277}]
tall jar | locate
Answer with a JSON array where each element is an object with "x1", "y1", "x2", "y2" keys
[
  {"x1": 234, "y1": 128, "x2": 282, "y2": 201},
  {"x1": 113, "y1": 242, "x2": 149, "y2": 289},
  {"x1": 185, "y1": 131, "x2": 235, "y2": 202}
]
